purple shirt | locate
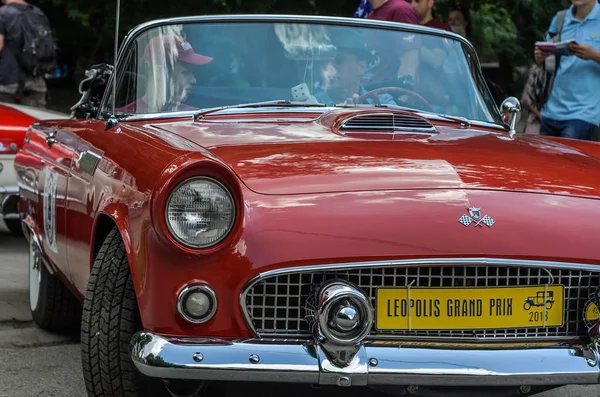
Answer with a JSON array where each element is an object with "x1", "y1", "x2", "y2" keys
[{"x1": 366, "y1": 0, "x2": 419, "y2": 24}]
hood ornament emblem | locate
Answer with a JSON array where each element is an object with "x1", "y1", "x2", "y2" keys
[{"x1": 459, "y1": 207, "x2": 495, "y2": 228}]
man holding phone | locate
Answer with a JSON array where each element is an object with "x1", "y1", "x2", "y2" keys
[{"x1": 535, "y1": 0, "x2": 600, "y2": 140}]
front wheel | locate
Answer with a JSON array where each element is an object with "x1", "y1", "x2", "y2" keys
[{"x1": 81, "y1": 227, "x2": 207, "y2": 397}]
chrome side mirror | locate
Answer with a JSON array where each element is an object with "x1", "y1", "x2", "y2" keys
[{"x1": 500, "y1": 97, "x2": 522, "y2": 138}]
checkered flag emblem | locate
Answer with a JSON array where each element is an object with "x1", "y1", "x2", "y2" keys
[
  {"x1": 458, "y1": 208, "x2": 495, "y2": 228},
  {"x1": 482, "y1": 215, "x2": 495, "y2": 227},
  {"x1": 458, "y1": 215, "x2": 473, "y2": 226}
]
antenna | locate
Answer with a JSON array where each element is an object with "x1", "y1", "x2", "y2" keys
[{"x1": 111, "y1": 0, "x2": 121, "y2": 116}]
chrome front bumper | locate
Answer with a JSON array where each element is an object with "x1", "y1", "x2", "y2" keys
[{"x1": 131, "y1": 332, "x2": 600, "y2": 387}]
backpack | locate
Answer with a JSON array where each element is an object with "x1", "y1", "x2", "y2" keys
[
  {"x1": 530, "y1": 9, "x2": 567, "y2": 112},
  {"x1": 15, "y1": 4, "x2": 57, "y2": 77}
]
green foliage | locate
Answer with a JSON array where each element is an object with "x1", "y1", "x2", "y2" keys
[{"x1": 470, "y1": 4, "x2": 519, "y2": 63}]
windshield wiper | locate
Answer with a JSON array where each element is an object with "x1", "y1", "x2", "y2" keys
[{"x1": 195, "y1": 100, "x2": 327, "y2": 119}]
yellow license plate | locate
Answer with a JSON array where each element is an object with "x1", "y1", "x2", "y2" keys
[{"x1": 376, "y1": 286, "x2": 564, "y2": 330}]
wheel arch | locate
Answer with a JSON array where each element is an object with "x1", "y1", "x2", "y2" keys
[{"x1": 91, "y1": 205, "x2": 137, "y2": 284}]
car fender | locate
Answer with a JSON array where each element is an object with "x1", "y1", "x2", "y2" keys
[
  {"x1": 91, "y1": 203, "x2": 138, "y2": 287},
  {"x1": 21, "y1": 214, "x2": 56, "y2": 275}
]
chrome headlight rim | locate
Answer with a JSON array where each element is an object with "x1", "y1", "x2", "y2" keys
[{"x1": 164, "y1": 176, "x2": 236, "y2": 250}]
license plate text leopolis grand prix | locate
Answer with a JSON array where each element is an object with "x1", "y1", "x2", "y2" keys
[{"x1": 376, "y1": 286, "x2": 564, "y2": 330}]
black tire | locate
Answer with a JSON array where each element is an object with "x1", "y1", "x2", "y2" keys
[
  {"x1": 5, "y1": 219, "x2": 24, "y2": 236},
  {"x1": 29, "y1": 239, "x2": 81, "y2": 332},
  {"x1": 81, "y1": 227, "x2": 205, "y2": 397},
  {"x1": 81, "y1": 227, "x2": 145, "y2": 397}
]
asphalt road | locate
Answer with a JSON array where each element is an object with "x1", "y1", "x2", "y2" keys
[{"x1": 0, "y1": 227, "x2": 599, "y2": 397}]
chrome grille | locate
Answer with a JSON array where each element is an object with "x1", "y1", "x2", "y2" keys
[{"x1": 243, "y1": 264, "x2": 600, "y2": 341}]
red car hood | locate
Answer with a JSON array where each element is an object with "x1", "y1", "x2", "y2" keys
[{"x1": 151, "y1": 111, "x2": 600, "y2": 198}]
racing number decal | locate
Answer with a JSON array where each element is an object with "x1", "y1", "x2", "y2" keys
[{"x1": 43, "y1": 169, "x2": 58, "y2": 253}]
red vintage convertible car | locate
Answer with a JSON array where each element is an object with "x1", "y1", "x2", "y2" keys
[
  {"x1": 14, "y1": 14, "x2": 600, "y2": 397},
  {"x1": 0, "y1": 102, "x2": 67, "y2": 234}
]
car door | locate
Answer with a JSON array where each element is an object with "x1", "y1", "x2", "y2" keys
[
  {"x1": 63, "y1": 121, "x2": 106, "y2": 295},
  {"x1": 31, "y1": 124, "x2": 80, "y2": 278}
]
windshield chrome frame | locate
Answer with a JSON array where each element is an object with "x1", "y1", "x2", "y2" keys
[{"x1": 97, "y1": 14, "x2": 504, "y2": 128}]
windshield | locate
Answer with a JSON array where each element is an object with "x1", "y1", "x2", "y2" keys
[{"x1": 106, "y1": 19, "x2": 501, "y2": 123}]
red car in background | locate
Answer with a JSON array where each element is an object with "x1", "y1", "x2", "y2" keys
[
  {"x1": 0, "y1": 102, "x2": 67, "y2": 234},
  {"x1": 13, "y1": 14, "x2": 600, "y2": 397}
]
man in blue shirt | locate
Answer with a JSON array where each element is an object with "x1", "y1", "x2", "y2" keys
[{"x1": 535, "y1": 0, "x2": 600, "y2": 140}]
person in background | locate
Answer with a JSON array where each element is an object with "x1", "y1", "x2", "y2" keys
[
  {"x1": 520, "y1": 64, "x2": 543, "y2": 135},
  {"x1": 353, "y1": 0, "x2": 373, "y2": 18},
  {"x1": 409, "y1": 0, "x2": 451, "y2": 30},
  {"x1": 447, "y1": 3, "x2": 506, "y2": 106},
  {"x1": 0, "y1": 0, "x2": 52, "y2": 107},
  {"x1": 363, "y1": 0, "x2": 420, "y2": 87},
  {"x1": 535, "y1": 0, "x2": 600, "y2": 140},
  {"x1": 408, "y1": 0, "x2": 451, "y2": 109},
  {"x1": 447, "y1": 3, "x2": 472, "y2": 40}
]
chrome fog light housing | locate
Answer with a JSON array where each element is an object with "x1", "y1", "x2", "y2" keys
[
  {"x1": 165, "y1": 177, "x2": 235, "y2": 249},
  {"x1": 177, "y1": 284, "x2": 217, "y2": 324},
  {"x1": 317, "y1": 281, "x2": 373, "y2": 345}
]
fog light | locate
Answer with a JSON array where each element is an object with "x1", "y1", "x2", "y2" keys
[
  {"x1": 177, "y1": 284, "x2": 217, "y2": 324},
  {"x1": 317, "y1": 281, "x2": 372, "y2": 345}
]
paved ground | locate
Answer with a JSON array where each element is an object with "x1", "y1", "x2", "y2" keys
[
  {"x1": 0, "y1": 227, "x2": 85, "y2": 397},
  {"x1": 0, "y1": 227, "x2": 599, "y2": 397}
]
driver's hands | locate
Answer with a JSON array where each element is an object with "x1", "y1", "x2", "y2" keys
[{"x1": 343, "y1": 94, "x2": 360, "y2": 105}]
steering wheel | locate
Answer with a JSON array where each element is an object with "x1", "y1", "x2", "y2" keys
[{"x1": 357, "y1": 86, "x2": 434, "y2": 112}]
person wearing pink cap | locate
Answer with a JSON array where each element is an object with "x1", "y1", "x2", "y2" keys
[{"x1": 118, "y1": 34, "x2": 212, "y2": 114}]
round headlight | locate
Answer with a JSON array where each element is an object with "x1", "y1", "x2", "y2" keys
[{"x1": 165, "y1": 177, "x2": 235, "y2": 248}]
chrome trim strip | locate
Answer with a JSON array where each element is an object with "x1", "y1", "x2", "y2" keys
[
  {"x1": 241, "y1": 334, "x2": 587, "y2": 344},
  {"x1": 117, "y1": 111, "x2": 197, "y2": 122},
  {"x1": 131, "y1": 332, "x2": 600, "y2": 386},
  {"x1": 470, "y1": 120, "x2": 509, "y2": 131},
  {"x1": 111, "y1": 107, "x2": 509, "y2": 132},
  {"x1": 97, "y1": 14, "x2": 502, "y2": 125},
  {"x1": 199, "y1": 107, "x2": 328, "y2": 116},
  {"x1": 239, "y1": 258, "x2": 600, "y2": 337}
]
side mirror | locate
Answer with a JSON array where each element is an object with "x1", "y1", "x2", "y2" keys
[
  {"x1": 70, "y1": 63, "x2": 114, "y2": 119},
  {"x1": 500, "y1": 97, "x2": 522, "y2": 138}
]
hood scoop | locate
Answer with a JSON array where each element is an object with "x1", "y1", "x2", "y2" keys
[{"x1": 337, "y1": 112, "x2": 436, "y2": 138}]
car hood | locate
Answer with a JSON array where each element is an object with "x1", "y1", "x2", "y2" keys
[{"x1": 151, "y1": 111, "x2": 600, "y2": 198}]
